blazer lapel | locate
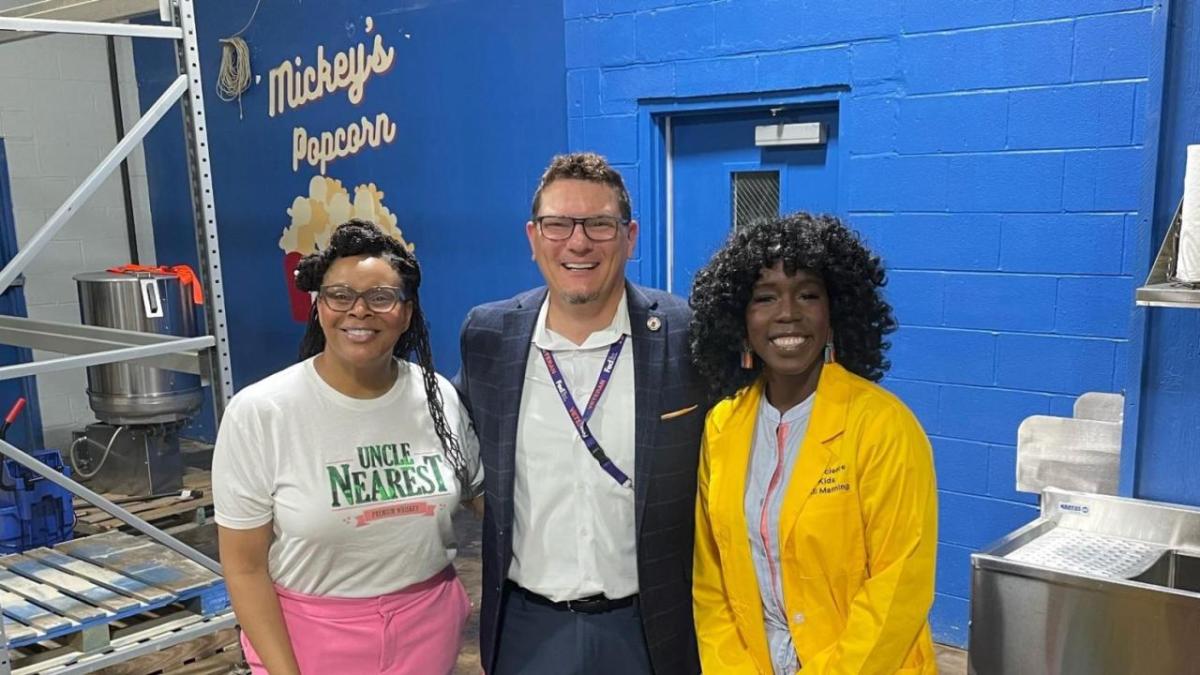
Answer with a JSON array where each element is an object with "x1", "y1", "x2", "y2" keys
[
  {"x1": 499, "y1": 290, "x2": 543, "y2": 525},
  {"x1": 627, "y1": 283, "x2": 665, "y2": 536}
]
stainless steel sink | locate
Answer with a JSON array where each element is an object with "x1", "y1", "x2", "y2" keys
[
  {"x1": 970, "y1": 489, "x2": 1200, "y2": 675},
  {"x1": 1132, "y1": 549, "x2": 1200, "y2": 592}
]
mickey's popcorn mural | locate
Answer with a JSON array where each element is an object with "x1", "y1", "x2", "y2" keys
[
  {"x1": 279, "y1": 175, "x2": 413, "y2": 322},
  {"x1": 268, "y1": 16, "x2": 408, "y2": 322}
]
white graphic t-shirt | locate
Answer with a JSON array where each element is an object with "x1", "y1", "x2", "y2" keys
[{"x1": 212, "y1": 357, "x2": 481, "y2": 598}]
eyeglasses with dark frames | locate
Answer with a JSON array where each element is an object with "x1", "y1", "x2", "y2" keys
[
  {"x1": 534, "y1": 215, "x2": 628, "y2": 242},
  {"x1": 318, "y1": 285, "x2": 409, "y2": 313}
]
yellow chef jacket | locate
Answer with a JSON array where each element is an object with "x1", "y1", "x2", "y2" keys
[{"x1": 694, "y1": 363, "x2": 938, "y2": 674}]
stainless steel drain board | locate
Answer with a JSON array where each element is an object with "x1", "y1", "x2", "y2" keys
[{"x1": 1004, "y1": 527, "x2": 1167, "y2": 579}]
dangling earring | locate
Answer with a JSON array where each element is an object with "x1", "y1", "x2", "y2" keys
[
  {"x1": 823, "y1": 339, "x2": 836, "y2": 364},
  {"x1": 740, "y1": 345, "x2": 755, "y2": 370}
]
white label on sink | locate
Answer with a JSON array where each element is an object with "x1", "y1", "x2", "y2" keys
[{"x1": 1058, "y1": 502, "x2": 1091, "y2": 515}]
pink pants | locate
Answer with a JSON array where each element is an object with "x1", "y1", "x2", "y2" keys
[{"x1": 241, "y1": 566, "x2": 470, "y2": 675}]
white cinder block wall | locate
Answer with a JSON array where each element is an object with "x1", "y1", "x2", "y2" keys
[{"x1": 0, "y1": 33, "x2": 156, "y2": 451}]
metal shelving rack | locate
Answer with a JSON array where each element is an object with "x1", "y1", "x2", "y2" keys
[
  {"x1": 1136, "y1": 201, "x2": 1200, "y2": 308},
  {"x1": 0, "y1": 1, "x2": 235, "y2": 672}
]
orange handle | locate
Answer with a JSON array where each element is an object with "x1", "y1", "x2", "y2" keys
[
  {"x1": 4, "y1": 397, "x2": 25, "y2": 425},
  {"x1": 107, "y1": 264, "x2": 204, "y2": 305}
]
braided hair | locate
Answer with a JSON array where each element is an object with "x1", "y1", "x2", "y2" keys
[{"x1": 294, "y1": 219, "x2": 472, "y2": 495}]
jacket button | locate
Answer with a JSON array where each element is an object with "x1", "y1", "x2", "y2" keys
[{"x1": 793, "y1": 612, "x2": 806, "y2": 625}]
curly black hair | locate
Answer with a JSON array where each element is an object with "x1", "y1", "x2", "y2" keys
[
  {"x1": 294, "y1": 219, "x2": 472, "y2": 495},
  {"x1": 689, "y1": 212, "x2": 897, "y2": 402}
]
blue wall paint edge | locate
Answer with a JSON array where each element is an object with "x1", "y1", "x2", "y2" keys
[
  {"x1": 1120, "y1": 0, "x2": 1171, "y2": 497},
  {"x1": 636, "y1": 106, "x2": 665, "y2": 289}
]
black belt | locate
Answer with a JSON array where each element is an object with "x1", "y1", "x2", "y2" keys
[{"x1": 508, "y1": 582, "x2": 636, "y2": 614}]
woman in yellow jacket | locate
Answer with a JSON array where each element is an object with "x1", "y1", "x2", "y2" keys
[{"x1": 688, "y1": 213, "x2": 938, "y2": 674}]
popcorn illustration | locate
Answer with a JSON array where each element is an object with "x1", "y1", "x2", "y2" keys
[{"x1": 279, "y1": 175, "x2": 414, "y2": 322}]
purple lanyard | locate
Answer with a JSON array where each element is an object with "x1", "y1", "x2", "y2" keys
[{"x1": 539, "y1": 335, "x2": 632, "y2": 488}]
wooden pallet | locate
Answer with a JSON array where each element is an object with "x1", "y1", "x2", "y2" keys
[
  {"x1": 12, "y1": 607, "x2": 237, "y2": 675},
  {"x1": 92, "y1": 626, "x2": 244, "y2": 675},
  {"x1": 0, "y1": 530, "x2": 229, "y2": 673},
  {"x1": 73, "y1": 471, "x2": 213, "y2": 536}
]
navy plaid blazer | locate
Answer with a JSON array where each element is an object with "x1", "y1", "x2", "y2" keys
[{"x1": 454, "y1": 283, "x2": 705, "y2": 675}]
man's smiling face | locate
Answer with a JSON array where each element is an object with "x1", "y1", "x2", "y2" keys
[{"x1": 526, "y1": 178, "x2": 638, "y2": 308}]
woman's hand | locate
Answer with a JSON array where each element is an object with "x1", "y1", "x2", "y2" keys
[
  {"x1": 219, "y1": 523, "x2": 302, "y2": 675},
  {"x1": 463, "y1": 494, "x2": 485, "y2": 518}
]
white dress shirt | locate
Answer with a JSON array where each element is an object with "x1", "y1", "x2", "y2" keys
[{"x1": 508, "y1": 292, "x2": 638, "y2": 601}]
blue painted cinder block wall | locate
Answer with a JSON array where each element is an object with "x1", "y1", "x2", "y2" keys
[{"x1": 561, "y1": 0, "x2": 1158, "y2": 646}]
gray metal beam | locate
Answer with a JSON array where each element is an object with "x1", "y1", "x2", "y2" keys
[
  {"x1": 0, "y1": 14, "x2": 179, "y2": 39},
  {"x1": 0, "y1": 0, "x2": 159, "y2": 21},
  {"x1": 0, "y1": 316, "x2": 209, "y2": 374},
  {"x1": 0, "y1": 314, "x2": 200, "y2": 346},
  {"x1": 0, "y1": 0, "x2": 160, "y2": 45},
  {"x1": 0, "y1": 439, "x2": 222, "y2": 575},
  {"x1": 0, "y1": 335, "x2": 213, "y2": 381},
  {"x1": 0, "y1": 74, "x2": 187, "y2": 295}
]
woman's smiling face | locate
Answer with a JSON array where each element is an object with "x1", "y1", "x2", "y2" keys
[
  {"x1": 317, "y1": 254, "x2": 412, "y2": 371},
  {"x1": 745, "y1": 262, "x2": 832, "y2": 404}
]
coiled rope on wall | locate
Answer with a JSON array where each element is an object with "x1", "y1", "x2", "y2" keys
[{"x1": 215, "y1": 0, "x2": 263, "y2": 118}]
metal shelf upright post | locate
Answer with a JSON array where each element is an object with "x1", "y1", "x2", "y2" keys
[{"x1": 171, "y1": 0, "x2": 233, "y2": 412}]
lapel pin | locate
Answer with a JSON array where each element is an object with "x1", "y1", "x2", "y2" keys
[{"x1": 647, "y1": 316, "x2": 662, "y2": 332}]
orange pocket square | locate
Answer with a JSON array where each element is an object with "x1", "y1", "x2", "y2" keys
[{"x1": 659, "y1": 405, "x2": 699, "y2": 420}]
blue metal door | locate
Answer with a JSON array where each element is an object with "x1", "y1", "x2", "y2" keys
[
  {"x1": 0, "y1": 141, "x2": 45, "y2": 449},
  {"x1": 669, "y1": 105, "x2": 840, "y2": 295}
]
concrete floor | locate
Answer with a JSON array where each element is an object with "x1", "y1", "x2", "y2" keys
[
  {"x1": 450, "y1": 512, "x2": 968, "y2": 674},
  {"x1": 937, "y1": 644, "x2": 969, "y2": 674}
]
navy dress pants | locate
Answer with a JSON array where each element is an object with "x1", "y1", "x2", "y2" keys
[{"x1": 492, "y1": 585, "x2": 654, "y2": 675}]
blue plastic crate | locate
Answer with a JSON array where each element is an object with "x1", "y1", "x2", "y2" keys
[{"x1": 0, "y1": 450, "x2": 75, "y2": 553}]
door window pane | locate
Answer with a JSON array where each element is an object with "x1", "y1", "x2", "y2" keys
[{"x1": 731, "y1": 170, "x2": 780, "y2": 230}]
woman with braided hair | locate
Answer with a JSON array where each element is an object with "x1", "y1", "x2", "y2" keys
[{"x1": 214, "y1": 219, "x2": 482, "y2": 675}]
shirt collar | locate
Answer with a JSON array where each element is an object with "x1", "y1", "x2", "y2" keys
[
  {"x1": 532, "y1": 290, "x2": 631, "y2": 351},
  {"x1": 757, "y1": 390, "x2": 817, "y2": 426}
]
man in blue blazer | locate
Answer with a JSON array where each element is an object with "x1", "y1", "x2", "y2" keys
[{"x1": 455, "y1": 153, "x2": 705, "y2": 674}]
